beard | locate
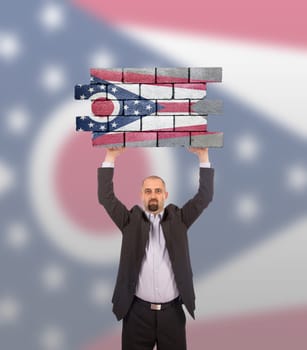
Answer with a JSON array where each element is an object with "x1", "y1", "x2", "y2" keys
[{"x1": 148, "y1": 200, "x2": 159, "y2": 212}]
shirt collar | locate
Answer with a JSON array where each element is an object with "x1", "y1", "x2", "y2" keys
[{"x1": 145, "y1": 209, "x2": 164, "y2": 221}]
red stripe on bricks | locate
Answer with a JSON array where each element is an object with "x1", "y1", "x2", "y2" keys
[
  {"x1": 157, "y1": 131, "x2": 190, "y2": 139},
  {"x1": 90, "y1": 68, "x2": 122, "y2": 82},
  {"x1": 123, "y1": 72, "x2": 155, "y2": 83},
  {"x1": 92, "y1": 132, "x2": 124, "y2": 146},
  {"x1": 174, "y1": 124, "x2": 207, "y2": 132},
  {"x1": 174, "y1": 83, "x2": 207, "y2": 90},
  {"x1": 125, "y1": 132, "x2": 157, "y2": 143},
  {"x1": 158, "y1": 101, "x2": 189, "y2": 114},
  {"x1": 156, "y1": 75, "x2": 189, "y2": 83}
]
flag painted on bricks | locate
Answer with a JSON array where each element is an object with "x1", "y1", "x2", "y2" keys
[{"x1": 75, "y1": 67, "x2": 223, "y2": 147}]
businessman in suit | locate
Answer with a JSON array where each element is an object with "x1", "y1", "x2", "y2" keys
[{"x1": 98, "y1": 147, "x2": 214, "y2": 350}]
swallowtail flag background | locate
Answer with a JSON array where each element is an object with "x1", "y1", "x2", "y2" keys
[{"x1": 0, "y1": 0, "x2": 306, "y2": 349}]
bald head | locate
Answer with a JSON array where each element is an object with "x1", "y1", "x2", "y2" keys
[{"x1": 140, "y1": 175, "x2": 168, "y2": 214}]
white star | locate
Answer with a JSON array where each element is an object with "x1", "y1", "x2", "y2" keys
[
  {"x1": 40, "y1": 64, "x2": 66, "y2": 93},
  {"x1": 80, "y1": 116, "x2": 86, "y2": 120},
  {"x1": 285, "y1": 164, "x2": 307, "y2": 192},
  {"x1": 77, "y1": 128, "x2": 83, "y2": 132},
  {"x1": 124, "y1": 105, "x2": 129, "y2": 110},
  {"x1": 38, "y1": 3, "x2": 66, "y2": 31},
  {"x1": 89, "y1": 280, "x2": 112, "y2": 306},
  {"x1": 235, "y1": 194, "x2": 260, "y2": 223},
  {"x1": 6, "y1": 105, "x2": 30, "y2": 135},
  {"x1": 0, "y1": 295, "x2": 21, "y2": 324},
  {"x1": 146, "y1": 104, "x2": 152, "y2": 110},
  {"x1": 134, "y1": 110, "x2": 140, "y2": 115},
  {"x1": 0, "y1": 31, "x2": 22, "y2": 61},
  {"x1": 99, "y1": 85, "x2": 105, "y2": 90},
  {"x1": 235, "y1": 133, "x2": 260, "y2": 162},
  {"x1": 39, "y1": 325, "x2": 65, "y2": 350},
  {"x1": 88, "y1": 122, "x2": 94, "y2": 128},
  {"x1": 90, "y1": 77, "x2": 94, "y2": 82},
  {"x1": 80, "y1": 94, "x2": 86, "y2": 100},
  {"x1": 41, "y1": 263, "x2": 66, "y2": 292},
  {"x1": 111, "y1": 122, "x2": 117, "y2": 128},
  {"x1": 99, "y1": 125, "x2": 106, "y2": 131},
  {"x1": 111, "y1": 87, "x2": 117, "y2": 93},
  {"x1": 88, "y1": 49, "x2": 115, "y2": 67},
  {"x1": 134, "y1": 100, "x2": 139, "y2": 105},
  {"x1": 88, "y1": 87, "x2": 94, "y2": 93},
  {"x1": 0, "y1": 160, "x2": 15, "y2": 197},
  {"x1": 5, "y1": 222, "x2": 30, "y2": 250}
]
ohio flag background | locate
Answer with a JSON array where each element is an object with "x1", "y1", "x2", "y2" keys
[{"x1": 1, "y1": 1, "x2": 307, "y2": 349}]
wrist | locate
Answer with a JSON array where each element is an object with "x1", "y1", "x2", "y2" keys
[
  {"x1": 198, "y1": 154, "x2": 209, "y2": 163},
  {"x1": 104, "y1": 155, "x2": 116, "y2": 163}
]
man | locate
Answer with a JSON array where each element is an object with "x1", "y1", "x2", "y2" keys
[{"x1": 98, "y1": 147, "x2": 214, "y2": 350}]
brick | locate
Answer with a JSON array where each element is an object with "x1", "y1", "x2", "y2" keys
[
  {"x1": 92, "y1": 131, "x2": 124, "y2": 147},
  {"x1": 190, "y1": 132, "x2": 224, "y2": 147},
  {"x1": 158, "y1": 132, "x2": 190, "y2": 147},
  {"x1": 156, "y1": 68, "x2": 189, "y2": 83},
  {"x1": 189, "y1": 67, "x2": 222, "y2": 82},
  {"x1": 108, "y1": 116, "x2": 141, "y2": 131},
  {"x1": 157, "y1": 100, "x2": 189, "y2": 115},
  {"x1": 174, "y1": 115, "x2": 207, "y2": 132},
  {"x1": 76, "y1": 116, "x2": 108, "y2": 131},
  {"x1": 125, "y1": 132, "x2": 157, "y2": 147},
  {"x1": 90, "y1": 68, "x2": 122, "y2": 83},
  {"x1": 141, "y1": 84, "x2": 173, "y2": 99},
  {"x1": 91, "y1": 99, "x2": 123, "y2": 116},
  {"x1": 123, "y1": 68, "x2": 155, "y2": 83},
  {"x1": 107, "y1": 84, "x2": 139, "y2": 100},
  {"x1": 173, "y1": 83, "x2": 206, "y2": 99},
  {"x1": 124, "y1": 100, "x2": 156, "y2": 116},
  {"x1": 74, "y1": 84, "x2": 107, "y2": 100},
  {"x1": 190, "y1": 100, "x2": 223, "y2": 115},
  {"x1": 142, "y1": 116, "x2": 174, "y2": 131}
]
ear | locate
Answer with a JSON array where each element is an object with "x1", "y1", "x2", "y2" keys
[{"x1": 165, "y1": 191, "x2": 169, "y2": 200}]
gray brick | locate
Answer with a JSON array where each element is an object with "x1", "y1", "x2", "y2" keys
[
  {"x1": 189, "y1": 67, "x2": 222, "y2": 82},
  {"x1": 191, "y1": 100, "x2": 223, "y2": 115},
  {"x1": 190, "y1": 132, "x2": 224, "y2": 147},
  {"x1": 158, "y1": 132, "x2": 190, "y2": 147},
  {"x1": 156, "y1": 68, "x2": 189, "y2": 83}
]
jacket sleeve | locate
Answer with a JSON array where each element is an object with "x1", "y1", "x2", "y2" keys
[
  {"x1": 97, "y1": 167, "x2": 130, "y2": 231},
  {"x1": 180, "y1": 167, "x2": 214, "y2": 228}
]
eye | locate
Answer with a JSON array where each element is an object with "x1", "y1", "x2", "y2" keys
[
  {"x1": 144, "y1": 189, "x2": 151, "y2": 194},
  {"x1": 155, "y1": 189, "x2": 162, "y2": 194}
]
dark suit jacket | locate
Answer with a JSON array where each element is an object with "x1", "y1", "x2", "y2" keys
[{"x1": 98, "y1": 166, "x2": 214, "y2": 321}]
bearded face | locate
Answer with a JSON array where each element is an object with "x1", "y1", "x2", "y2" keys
[{"x1": 141, "y1": 177, "x2": 168, "y2": 214}]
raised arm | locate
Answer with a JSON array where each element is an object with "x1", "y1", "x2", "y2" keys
[
  {"x1": 181, "y1": 147, "x2": 214, "y2": 228},
  {"x1": 98, "y1": 147, "x2": 130, "y2": 231}
]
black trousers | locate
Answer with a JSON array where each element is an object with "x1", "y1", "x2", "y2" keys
[{"x1": 122, "y1": 297, "x2": 187, "y2": 350}]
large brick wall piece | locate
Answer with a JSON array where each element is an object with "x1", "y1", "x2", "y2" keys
[{"x1": 75, "y1": 67, "x2": 223, "y2": 148}]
